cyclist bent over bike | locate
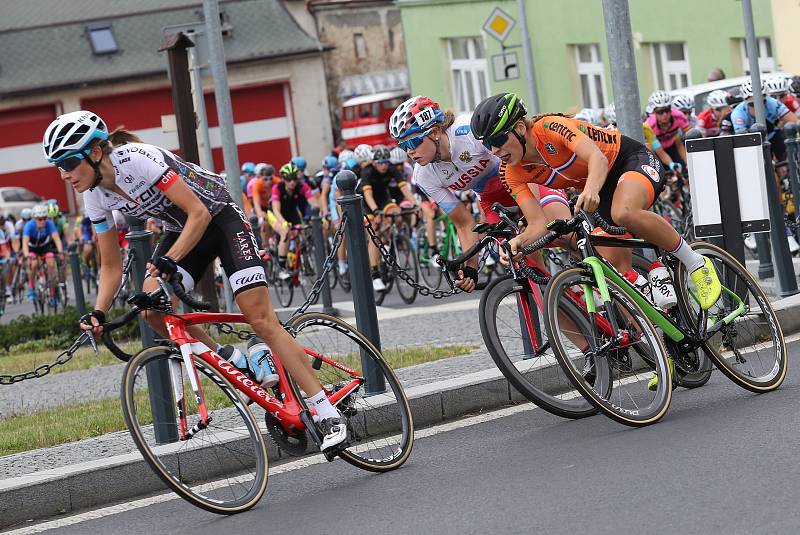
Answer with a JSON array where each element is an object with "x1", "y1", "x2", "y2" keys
[
  {"x1": 43, "y1": 110, "x2": 347, "y2": 451},
  {"x1": 22, "y1": 204, "x2": 64, "y2": 303}
]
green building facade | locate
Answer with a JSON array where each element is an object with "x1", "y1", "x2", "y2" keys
[{"x1": 398, "y1": 0, "x2": 776, "y2": 114}]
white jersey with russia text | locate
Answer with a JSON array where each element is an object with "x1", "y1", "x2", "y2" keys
[
  {"x1": 413, "y1": 114, "x2": 502, "y2": 214},
  {"x1": 83, "y1": 142, "x2": 231, "y2": 233}
]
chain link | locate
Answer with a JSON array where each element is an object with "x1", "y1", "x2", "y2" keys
[
  {"x1": 364, "y1": 218, "x2": 461, "y2": 299},
  {"x1": 0, "y1": 332, "x2": 91, "y2": 385}
]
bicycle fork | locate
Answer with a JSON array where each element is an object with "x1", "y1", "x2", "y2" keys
[{"x1": 168, "y1": 341, "x2": 211, "y2": 440}]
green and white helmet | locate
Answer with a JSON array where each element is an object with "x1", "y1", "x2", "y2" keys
[{"x1": 470, "y1": 93, "x2": 528, "y2": 141}]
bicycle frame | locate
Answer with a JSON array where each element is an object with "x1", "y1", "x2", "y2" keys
[{"x1": 160, "y1": 312, "x2": 364, "y2": 441}]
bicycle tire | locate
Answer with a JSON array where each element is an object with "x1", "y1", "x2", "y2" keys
[
  {"x1": 285, "y1": 313, "x2": 414, "y2": 472},
  {"x1": 415, "y1": 222, "x2": 442, "y2": 290},
  {"x1": 375, "y1": 260, "x2": 394, "y2": 306},
  {"x1": 479, "y1": 275, "x2": 597, "y2": 418},
  {"x1": 545, "y1": 266, "x2": 673, "y2": 427},
  {"x1": 298, "y1": 245, "x2": 319, "y2": 306},
  {"x1": 394, "y1": 233, "x2": 418, "y2": 304},
  {"x1": 121, "y1": 345, "x2": 269, "y2": 514},
  {"x1": 672, "y1": 241, "x2": 787, "y2": 393}
]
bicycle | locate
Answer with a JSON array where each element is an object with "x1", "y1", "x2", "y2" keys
[
  {"x1": 272, "y1": 224, "x2": 317, "y2": 308},
  {"x1": 99, "y1": 276, "x2": 414, "y2": 514},
  {"x1": 519, "y1": 209, "x2": 786, "y2": 427},
  {"x1": 371, "y1": 209, "x2": 419, "y2": 305},
  {"x1": 416, "y1": 211, "x2": 461, "y2": 291}
]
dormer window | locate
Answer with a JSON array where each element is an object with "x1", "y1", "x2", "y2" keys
[{"x1": 86, "y1": 21, "x2": 119, "y2": 55}]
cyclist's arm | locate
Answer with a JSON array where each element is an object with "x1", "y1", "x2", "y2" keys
[
  {"x1": 399, "y1": 181, "x2": 417, "y2": 206},
  {"x1": 777, "y1": 110, "x2": 799, "y2": 128},
  {"x1": 51, "y1": 232, "x2": 63, "y2": 254},
  {"x1": 574, "y1": 137, "x2": 609, "y2": 198},
  {"x1": 320, "y1": 180, "x2": 331, "y2": 216},
  {"x1": 94, "y1": 229, "x2": 123, "y2": 313},
  {"x1": 362, "y1": 186, "x2": 378, "y2": 213},
  {"x1": 676, "y1": 141, "x2": 688, "y2": 166},
  {"x1": 252, "y1": 188, "x2": 266, "y2": 220},
  {"x1": 155, "y1": 172, "x2": 212, "y2": 262},
  {"x1": 449, "y1": 202, "x2": 479, "y2": 270},
  {"x1": 21, "y1": 235, "x2": 29, "y2": 257},
  {"x1": 510, "y1": 196, "x2": 550, "y2": 253},
  {"x1": 271, "y1": 199, "x2": 285, "y2": 227}
]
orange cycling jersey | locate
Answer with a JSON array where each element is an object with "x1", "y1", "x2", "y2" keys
[
  {"x1": 252, "y1": 177, "x2": 281, "y2": 209},
  {"x1": 502, "y1": 116, "x2": 621, "y2": 205}
]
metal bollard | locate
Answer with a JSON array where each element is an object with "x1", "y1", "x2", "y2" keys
[
  {"x1": 310, "y1": 207, "x2": 338, "y2": 316},
  {"x1": 124, "y1": 215, "x2": 178, "y2": 443},
  {"x1": 750, "y1": 124, "x2": 798, "y2": 296},
  {"x1": 67, "y1": 243, "x2": 87, "y2": 317},
  {"x1": 335, "y1": 171, "x2": 385, "y2": 394}
]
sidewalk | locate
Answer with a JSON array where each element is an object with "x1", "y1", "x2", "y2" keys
[{"x1": 3, "y1": 282, "x2": 800, "y2": 529}]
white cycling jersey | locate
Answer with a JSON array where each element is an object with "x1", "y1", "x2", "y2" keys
[
  {"x1": 84, "y1": 143, "x2": 230, "y2": 233},
  {"x1": 413, "y1": 114, "x2": 503, "y2": 214}
]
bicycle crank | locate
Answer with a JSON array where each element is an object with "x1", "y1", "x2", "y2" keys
[{"x1": 264, "y1": 412, "x2": 308, "y2": 456}]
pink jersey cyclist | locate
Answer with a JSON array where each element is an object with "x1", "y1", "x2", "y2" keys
[{"x1": 645, "y1": 108, "x2": 690, "y2": 149}]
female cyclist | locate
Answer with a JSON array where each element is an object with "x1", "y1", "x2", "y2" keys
[
  {"x1": 470, "y1": 92, "x2": 721, "y2": 312},
  {"x1": 388, "y1": 95, "x2": 571, "y2": 292},
  {"x1": 43, "y1": 110, "x2": 347, "y2": 451}
]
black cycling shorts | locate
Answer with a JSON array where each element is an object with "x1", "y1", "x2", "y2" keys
[
  {"x1": 154, "y1": 202, "x2": 266, "y2": 297},
  {"x1": 598, "y1": 136, "x2": 667, "y2": 225},
  {"x1": 28, "y1": 243, "x2": 58, "y2": 257}
]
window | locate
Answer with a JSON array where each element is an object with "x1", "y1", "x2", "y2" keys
[
  {"x1": 354, "y1": 33, "x2": 367, "y2": 59},
  {"x1": 740, "y1": 37, "x2": 774, "y2": 74},
  {"x1": 575, "y1": 44, "x2": 607, "y2": 109},
  {"x1": 650, "y1": 42, "x2": 691, "y2": 90},
  {"x1": 448, "y1": 37, "x2": 489, "y2": 113},
  {"x1": 85, "y1": 22, "x2": 118, "y2": 55},
  {"x1": 344, "y1": 107, "x2": 355, "y2": 122}
]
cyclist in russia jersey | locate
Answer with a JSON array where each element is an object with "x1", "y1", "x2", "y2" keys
[
  {"x1": 731, "y1": 96, "x2": 794, "y2": 139},
  {"x1": 271, "y1": 179, "x2": 314, "y2": 226}
]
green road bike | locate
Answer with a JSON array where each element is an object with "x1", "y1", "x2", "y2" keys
[{"x1": 522, "y1": 210, "x2": 786, "y2": 427}]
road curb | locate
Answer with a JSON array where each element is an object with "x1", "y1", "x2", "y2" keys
[{"x1": 3, "y1": 295, "x2": 799, "y2": 529}]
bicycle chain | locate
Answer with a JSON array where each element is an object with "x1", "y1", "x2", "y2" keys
[
  {"x1": 0, "y1": 332, "x2": 91, "y2": 385},
  {"x1": 212, "y1": 215, "x2": 349, "y2": 340},
  {"x1": 364, "y1": 218, "x2": 461, "y2": 299}
]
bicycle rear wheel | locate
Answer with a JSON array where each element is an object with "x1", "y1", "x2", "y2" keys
[
  {"x1": 286, "y1": 313, "x2": 414, "y2": 472},
  {"x1": 416, "y1": 224, "x2": 442, "y2": 290},
  {"x1": 394, "y1": 233, "x2": 418, "y2": 304},
  {"x1": 673, "y1": 241, "x2": 787, "y2": 392},
  {"x1": 479, "y1": 275, "x2": 597, "y2": 418},
  {"x1": 121, "y1": 346, "x2": 268, "y2": 514},
  {"x1": 544, "y1": 267, "x2": 673, "y2": 427}
]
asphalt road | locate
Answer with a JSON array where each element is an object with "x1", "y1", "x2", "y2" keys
[{"x1": 16, "y1": 340, "x2": 800, "y2": 535}]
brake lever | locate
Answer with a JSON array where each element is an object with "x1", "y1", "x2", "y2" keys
[{"x1": 85, "y1": 330, "x2": 99, "y2": 356}]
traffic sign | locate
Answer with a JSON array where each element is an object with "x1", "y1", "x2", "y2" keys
[
  {"x1": 492, "y1": 52, "x2": 519, "y2": 81},
  {"x1": 483, "y1": 7, "x2": 515, "y2": 43}
]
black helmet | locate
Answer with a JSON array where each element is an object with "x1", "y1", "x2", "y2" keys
[
  {"x1": 372, "y1": 145, "x2": 391, "y2": 162},
  {"x1": 470, "y1": 93, "x2": 528, "y2": 140}
]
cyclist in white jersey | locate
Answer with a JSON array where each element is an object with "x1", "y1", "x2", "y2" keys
[
  {"x1": 389, "y1": 96, "x2": 570, "y2": 291},
  {"x1": 43, "y1": 110, "x2": 348, "y2": 450}
]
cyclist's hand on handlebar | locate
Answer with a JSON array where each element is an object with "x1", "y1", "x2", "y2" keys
[
  {"x1": 574, "y1": 187, "x2": 600, "y2": 213},
  {"x1": 147, "y1": 255, "x2": 178, "y2": 281},
  {"x1": 454, "y1": 265, "x2": 478, "y2": 293},
  {"x1": 500, "y1": 236, "x2": 523, "y2": 266},
  {"x1": 79, "y1": 309, "x2": 106, "y2": 336}
]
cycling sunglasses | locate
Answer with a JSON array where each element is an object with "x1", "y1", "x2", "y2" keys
[
  {"x1": 481, "y1": 131, "x2": 510, "y2": 150},
  {"x1": 654, "y1": 107, "x2": 672, "y2": 115},
  {"x1": 54, "y1": 151, "x2": 89, "y2": 172},
  {"x1": 375, "y1": 159, "x2": 391, "y2": 165},
  {"x1": 397, "y1": 131, "x2": 430, "y2": 151}
]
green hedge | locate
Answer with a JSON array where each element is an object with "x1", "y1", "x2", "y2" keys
[{"x1": 0, "y1": 307, "x2": 141, "y2": 354}]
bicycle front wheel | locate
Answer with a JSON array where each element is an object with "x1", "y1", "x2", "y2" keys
[
  {"x1": 286, "y1": 313, "x2": 414, "y2": 472},
  {"x1": 673, "y1": 241, "x2": 787, "y2": 392},
  {"x1": 479, "y1": 276, "x2": 596, "y2": 418},
  {"x1": 121, "y1": 346, "x2": 269, "y2": 514},
  {"x1": 544, "y1": 267, "x2": 673, "y2": 427}
]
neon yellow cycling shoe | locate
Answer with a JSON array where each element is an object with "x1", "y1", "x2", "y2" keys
[
  {"x1": 690, "y1": 256, "x2": 721, "y2": 310},
  {"x1": 647, "y1": 356, "x2": 675, "y2": 391}
]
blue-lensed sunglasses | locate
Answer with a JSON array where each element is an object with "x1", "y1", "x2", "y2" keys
[
  {"x1": 398, "y1": 133, "x2": 429, "y2": 151},
  {"x1": 54, "y1": 151, "x2": 89, "y2": 172},
  {"x1": 481, "y1": 132, "x2": 510, "y2": 151}
]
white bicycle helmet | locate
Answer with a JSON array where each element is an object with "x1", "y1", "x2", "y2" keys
[
  {"x1": 389, "y1": 146, "x2": 407, "y2": 165},
  {"x1": 31, "y1": 204, "x2": 49, "y2": 219},
  {"x1": 739, "y1": 79, "x2": 765, "y2": 99},
  {"x1": 337, "y1": 149, "x2": 355, "y2": 165},
  {"x1": 602, "y1": 104, "x2": 616, "y2": 125},
  {"x1": 647, "y1": 90, "x2": 673, "y2": 110},
  {"x1": 574, "y1": 108, "x2": 600, "y2": 125},
  {"x1": 354, "y1": 144, "x2": 373, "y2": 164},
  {"x1": 42, "y1": 110, "x2": 108, "y2": 163},
  {"x1": 20, "y1": 208, "x2": 32, "y2": 220},
  {"x1": 672, "y1": 94, "x2": 694, "y2": 113},
  {"x1": 706, "y1": 90, "x2": 729, "y2": 109},
  {"x1": 764, "y1": 75, "x2": 790, "y2": 96}
]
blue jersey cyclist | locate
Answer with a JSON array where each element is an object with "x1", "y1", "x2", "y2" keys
[
  {"x1": 43, "y1": 110, "x2": 348, "y2": 451},
  {"x1": 22, "y1": 203, "x2": 64, "y2": 302},
  {"x1": 732, "y1": 80, "x2": 798, "y2": 161}
]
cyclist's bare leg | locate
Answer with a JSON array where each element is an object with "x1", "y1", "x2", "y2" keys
[
  {"x1": 420, "y1": 202, "x2": 437, "y2": 250},
  {"x1": 235, "y1": 285, "x2": 323, "y2": 396},
  {"x1": 610, "y1": 177, "x2": 683, "y2": 257},
  {"x1": 45, "y1": 256, "x2": 57, "y2": 283},
  {"x1": 367, "y1": 215, "x2": 381, "y2": 269}
]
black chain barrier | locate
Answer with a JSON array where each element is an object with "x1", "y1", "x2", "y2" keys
[
  {"x1": 364, "y1": 217, "x2": 461, "y2": 299},
  {"x1": 0, "y1": 332, "x2": 92, "y2": 385},
  {"x1": 213, "y1": 214, "x2": 350, "y2": 340}
]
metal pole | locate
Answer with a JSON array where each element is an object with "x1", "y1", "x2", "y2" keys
[
  {"x1": 601, "y1": 0, "x2": 643, "y2": 143},
  {"x1": 742, "y1": 0, "x2": 767, "y2": 127},
  {"x1": 516, "y1": 0, "x2": 539, "y2": 114},
  {"x1": 751, "y1": 124, "x2": 798, "y2": 296},
  {"x1": 335, "y1": 171, "x2": 384, "y2": 394},
  {"x1": 310, "y1": 207, "x2": 338, "y2": 316},
  {"x1": 203, "y1": 0, "x2": 242, "y2": 208},
  {"x1": 67, "y1": 244, "x2": 86, "y2": 317},
  {"x1": 187, "y1": 40, "x2": 215, "y2": 171},
  {"x1": 124, "y1": 215, "x2": 178, "y2": 443}
]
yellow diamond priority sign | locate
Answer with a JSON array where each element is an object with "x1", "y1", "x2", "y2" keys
[{"x1": 483, "y1": 7, "x2": 515, "y2": 43}]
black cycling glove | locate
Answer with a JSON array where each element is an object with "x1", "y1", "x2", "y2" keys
[
  {"x1": 152, "y1": 255, "x2": 178, "y2": 280},
  {"x1": 79, "y1": 309, "x2": 106, "y2": 329}
]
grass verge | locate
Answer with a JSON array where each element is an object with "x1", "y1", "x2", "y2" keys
[{"x1": 0, "y1": 343, "x2": 477, "y2": 456}]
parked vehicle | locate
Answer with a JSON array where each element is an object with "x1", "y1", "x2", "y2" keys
[
  {"x1": 341, "y1": 90, "x2": 409, "y2": 147},
  {"x1": 0, "y1": 187, "x2": 43, "y2": 218}
]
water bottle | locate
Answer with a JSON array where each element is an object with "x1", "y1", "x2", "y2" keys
[
  {"x1": 623, "y1": 270, "x2": 652, "y2": 302},
  {"x1": 247, "y1": 337, "x2": 279, "y2": 388},
  {"x1": 218, "y1": 344, "x2": 252, "y2": 378},
  {"x1": 648, "y1": 261, "x2": 677, "y2": 310}
]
